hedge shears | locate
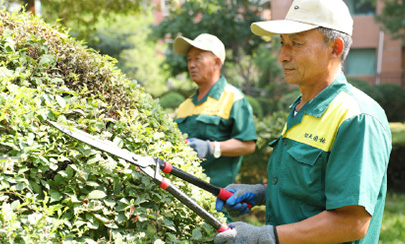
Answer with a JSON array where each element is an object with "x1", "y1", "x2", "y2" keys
[{"x1": 47, "y1": 120, "x2": 237, "y2": 233}]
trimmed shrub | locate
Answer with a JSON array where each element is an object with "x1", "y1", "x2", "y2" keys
[
  {"x1": 374, "y1": 83, "x2": 405, "y2": 122},
  {"x1": 0, "y1": 9, "x2": 223, "y2": 243},
  {"x1": 387, "y1": 123, "x2": 405, "y2": 192},
  {"x1": 347, "y1": 77, "x2": 383, "y2": 102},
  {"x1": 159, "y1": 92, "x2": 185, "y2": 109},
  {"x1": 348, "y1": 78, "x2": 405, "y2": 122}
]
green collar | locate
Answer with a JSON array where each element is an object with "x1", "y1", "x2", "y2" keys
[{"x1": 291, "y1": 73, "x2": 348, "y2": 118}]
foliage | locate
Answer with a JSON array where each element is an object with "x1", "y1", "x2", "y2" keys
[
  {"x1": 246, "y1": 96, "x2": 263, "y2": 119},
  {"x1": 237, "y1": 111, "x2": 288, "y2": 184},
  {"x1": 5, "y1": 0, "x2": 149, "y2": 39},
  {"x1": 374, "y1": 83, "x2": 405, "y2": 122},
  {"x1": 378, "y1": 191, "x2": 405, "y2": 243},
  {"x1": 387, "y1": 123, "x2": 405, "y2": 193},
  {"x1": 0, "y1": 9, "x2": 224, "y2": 243},
  {"x1": 357, "y1": 0, "x2": 405, "y2": 40},
  {"x1": 159, "y1": 92, "x2": 185, "y2": 109},
  {"x1": 87, "y1": 13, "x2": 171, "y2": 97},
  {"x1": 252, "y1": 40, "x2": 284, "y2": 93},
  {"x1": 166, "y1": 73, "x2": 197, "y2": 98},
  {"x1": 375, "y1": 0, "x2": 405, "y2": 40},
  {"x1": 348, "y1": 78, "x2": 405, "y2": 122},
  {"x1": 347, "y1": 77, "x2": 383, "y2": 102}
]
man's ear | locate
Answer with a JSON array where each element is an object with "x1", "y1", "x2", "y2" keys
[
  {"x1": 332, "y1": 38, "x2": 344, "y2": 58},
  {"x1": 214, "y1": 57, "x2": 222, "y2": 69}
]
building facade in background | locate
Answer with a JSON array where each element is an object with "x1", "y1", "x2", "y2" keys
[
  {"x1": 270, "y1": 0, "x2": 404, "y2": 87},
  {"x1": 154, "y1": 0, "x2": 404, "y2": 87}
]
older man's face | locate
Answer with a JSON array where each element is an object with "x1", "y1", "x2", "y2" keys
[
  {"x1": 278, "y1": 29, "x2": 332, "y2": 87},
  {"x1": 187, "y1": 47, "x2": 217, "y2": 85}
]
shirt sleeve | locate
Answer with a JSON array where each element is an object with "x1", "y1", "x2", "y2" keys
[
  {"x1": 229, "y1": 96, "x2": 257, "y2": 142},
  {"x1": 325, "y1": 114, "x2": 391, "y2": 215}
]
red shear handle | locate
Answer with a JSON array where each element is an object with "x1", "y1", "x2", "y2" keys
[
  {"x1": 218, "y1": 188, "x2": 253, "y2": 210},
  {"x1": 217, "y1": 224, "x2": 231, "y2": 233}
]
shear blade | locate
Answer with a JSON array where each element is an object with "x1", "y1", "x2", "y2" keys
[{"x1": 47, "y1": 120, "x2": 156, "y2": 168}]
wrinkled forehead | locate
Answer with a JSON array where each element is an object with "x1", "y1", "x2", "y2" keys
[{"x1": 280, "y1": 29, "x2": 324, "y2": 41}]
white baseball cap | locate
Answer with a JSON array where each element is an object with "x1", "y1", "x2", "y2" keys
[
  {"x1": 251, "y1": 0, "x2": 353, "y2": 36},
  {"x1": 173, "y1": 33, "x2": 226, "y2": 65}
]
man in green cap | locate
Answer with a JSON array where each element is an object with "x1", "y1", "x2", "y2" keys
[
  {"x1": 215, "y1": 0, "x2": 392, "y2": 243},
  {"x1": 173, "y1": 33, "x2": 257, "y2": 189}
]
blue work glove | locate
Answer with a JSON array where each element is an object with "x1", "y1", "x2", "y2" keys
[
  {"x1": 216, "y1": 184, "x2": 266, "y2": 217},
  {"x1": 187, "y1": 138, "x2": 212, "y2": 158},
  {"x1": 214, "y1": 222, "x2": 278, "y2": 244}
]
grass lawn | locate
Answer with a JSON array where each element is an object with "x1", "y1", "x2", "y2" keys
[
  {"x1": 390, "y1": 122, "x2": 405, "y2": 146},
  {"x1": 379, "y1": 190, "x2": 405, "y2": 243}
]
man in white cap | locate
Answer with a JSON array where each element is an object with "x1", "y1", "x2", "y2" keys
[
  {"x1": 215, "y1": 0, "x2": 391, "y2": 243},
  {"x1": 172, "y1": 33, "x2": 257, "y2": 190}
]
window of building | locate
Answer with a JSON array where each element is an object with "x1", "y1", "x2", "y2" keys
[
  {"x1": 344, "y1": 48, "x2": 377, "y2": 76},
  {"x1": 161, "y1": 0, "x2": 172, "y2": 16},
  {"x1": 345, "y1": 0, "x2": 376, "y2": 16}
]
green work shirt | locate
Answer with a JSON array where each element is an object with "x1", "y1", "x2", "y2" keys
[
  {"x1": 266, "y1": 73, "x2": 392, "y2": 244},
  {"x1": 175, "y1": 76, "x2": 257, "y2": 188}
]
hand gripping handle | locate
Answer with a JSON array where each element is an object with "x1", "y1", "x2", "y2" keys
[{"x1": 217, "y1": 188, "x2": 252, "y2": 210}]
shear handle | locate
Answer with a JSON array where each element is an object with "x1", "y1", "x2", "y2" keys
[
  {"x1": 158, "y1": 159, "x2": 252, "y2": 210},
  {"x1": 154, "y1": 177, "x2": 230, "y2": 233}
]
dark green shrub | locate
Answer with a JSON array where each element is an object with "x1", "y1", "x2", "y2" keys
[
  {"x1": 278, "y1": 88, "x2": 300, "y2": 112},
  {"x1": 347, "y1": 77, "x2": 383, "y2": 102},
  {"x1": 256, "y1": 97, "x2": 279, "y2": 116},
  {"x1": 374, "y1": 84, "x2": 405, "y2": 122},
  {"x1": 246, "y1": 95, "x2": 263, "y2": 119},
  {"x1": 159, "y1": 92, "x2": 185, "y2": 109},
  {"x1": 387, "y1": 123, "x2": 405, "y2": 192},
  {"x1": 0, "y1": 9, "x2": 223, "y2": 243},
  {"x1": 347, "y1": 78, "x2": 405, "y2": 122}
]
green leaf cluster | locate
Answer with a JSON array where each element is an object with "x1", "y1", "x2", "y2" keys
[
  {"x1": 238, "y1": 111, "x2": 288, "y2": 184},
  {"x1": 0, "y1": 9, "x2": 224, "y2": 243}
]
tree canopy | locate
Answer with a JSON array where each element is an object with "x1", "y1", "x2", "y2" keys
[
  {"x1": 375, "y1": 0, "x2": 405, "y2": 40},
  {"x1": 5, "y1": 0, "x2": 148, "y2": 38}
]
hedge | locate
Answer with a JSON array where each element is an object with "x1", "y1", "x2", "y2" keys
[
  {"x1": 159, "y1": 92, "x2": 185, "y2": 109},
  {"x1": 387, "y1": 123, "x2": 405, "y2": 192},
  {"x1": 0, "y1": 9, "x2": 223, "y2": 243}
]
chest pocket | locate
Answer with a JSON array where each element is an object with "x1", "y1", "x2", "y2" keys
[
  {"x1": 280, "y1": 141, "x2": 325, "y2": 206},
  {"x1": 196, "y1": 114, "x2": 230, "y2": 140},
  {"x1": 176, "y1": 115, "x2": 230, "y2": 140}
]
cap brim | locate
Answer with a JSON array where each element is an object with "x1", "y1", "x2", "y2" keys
[
  {"x1": 173, "y1": 36, "x2": 214, "y2": 55},
  {"x1": 173, "y1": 36, "x2": 193, "y2": 55},
  {"x1": 251, "y1": 20, "x2": 318, "y2": 36}
]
